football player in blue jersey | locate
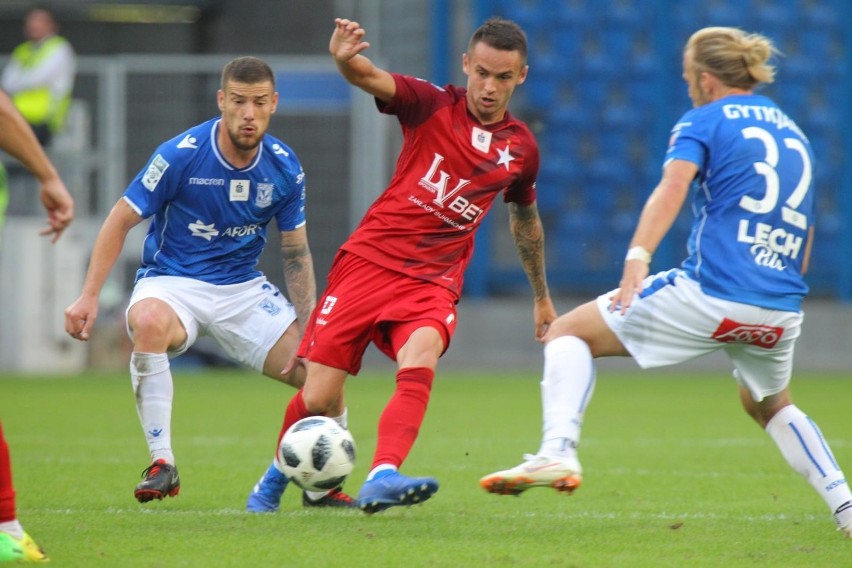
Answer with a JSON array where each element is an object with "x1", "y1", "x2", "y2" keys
[
  {"x1": 481, "y1": 26, "x2": 852, "y2": 538},
  {"x1": 64, "y1": 56, "x2": 354, "y2": 509}
]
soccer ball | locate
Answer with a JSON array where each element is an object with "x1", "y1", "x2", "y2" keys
[{"x1": 278, "y1": 416, "x2": 356, "y2": 491}]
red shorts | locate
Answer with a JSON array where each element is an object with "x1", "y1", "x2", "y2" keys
[{"x1": 298, "y1": 252, "x2": 458, "y2": 375}]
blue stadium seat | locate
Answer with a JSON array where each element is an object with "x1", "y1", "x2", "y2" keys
[
  {"x1": 524, "y1": 76, "x2": 559, "y2": 109},
  {"x1": 750, "y1": 0, "x2": 793, "y2": 26},
  {"x1": 536, "y1": 160, "x2": 578, "y2": 211},
  {"x1": 556, "y1": 0, "x2": 595, "y2": 26},
  {"x1": 803, "y1": 85, "x2": 833, "y2": 130},
  {"x1": 580, "y1": 30, "x2": 639, "y2": 77},
  {"x1": 553, "y1": 28, "x2": 584, "y2": 60},
  {"x1": 781, "y1": 28, "x2": 843, "y2": 80},
  {"x1": 537, "y1": 125, "x2": 579, "y2": 156},
  {"x1": 811, "y1": 211, "x2": 840, "y2": 270},
  {"x1": 547, "y1": 101, "x2": 588, "y2": 132},
  {"x1": 601, "y1": 0, "x2": 642, "y2": 27},
  {"x1": 504, "y1": 0, "x2": 549, "y2": 33},
  {"x1": 802, "y1": 0, "x2": 841, "y2": 27},
  {"x1": 601, "y1": 86, "x2": 657, "y2": 129},
  {"x1": 628, "y1": 35, "x2": 657, "y2": 78},
  {"x1": 577, "y1": 78, "x2": 609, "y2": 109},
  {"x1": 801, "y1": 29, "x2": 844, "y2": 74},
  {"x1": 672, "y1": 0, "x2": 765, "y2": 30},
  {"x1": 579, "y1": 34, "x2": 608, "y2": 77},
  {"x1": 552, "y1": 214, "x2": 599, "y2": 266},
  {"x1": 771, "y1": 82, "x2": 808, "y2": 120}
]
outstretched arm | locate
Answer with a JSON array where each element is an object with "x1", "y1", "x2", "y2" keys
[
  {"x1": 64, "y1": 198, "x2": 142, "y2": 340},
  {"x1": 0, "y1": 89, "x2": 73, "y2": 242},
  {"x1": 609, "y1": 158, "x2": 696, "y2": 314},
  {"x1": 508, "y1": 201, "x2": 556, "y2": 341},
  {"x1": 329, "y1": 18, "x2": 396, "y2": 103}
]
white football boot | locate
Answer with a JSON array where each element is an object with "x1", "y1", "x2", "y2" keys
[
  {"x1": 834, "y1": 500, "x2": 852, "y2": 538},
  {"x1": 480, "y1": 453, "x2": 582, "y2": 496}
]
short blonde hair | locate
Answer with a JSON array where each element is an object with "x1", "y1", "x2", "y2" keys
[{"x1": 686, "y1": 27, "x2": 778, "y2": 89}]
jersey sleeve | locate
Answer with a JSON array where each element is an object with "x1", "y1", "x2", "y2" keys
[
  {"x1": 376, "y1": 73, "x2": 451, "y2": 127},
  {"x1": 273, "y1": 158, "x2": 307, "y2": 232},
  {"x1": 122, "y1": 143, "x2": 185, "y2": 218},
  {"x1": 503, "y1": 128, "x2": 540, "y2": 206},
  {"x1": 664, "y1": 109, "x2": 709, "y2": 173}
]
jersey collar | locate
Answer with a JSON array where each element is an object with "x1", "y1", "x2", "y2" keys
[{"x1": 210, "y1": 119, "x2": 263, "y2": 172}]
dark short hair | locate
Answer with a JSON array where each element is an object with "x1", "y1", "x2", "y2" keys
[
  {"x1": 220, "y1": 56, "x2": 275, "y2": 90},
  {"x1": 468, "y1": 17, "x2": 528, "y2": 64}
]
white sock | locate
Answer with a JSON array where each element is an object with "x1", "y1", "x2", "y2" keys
[
  {"x1": 367, "y1": 464, "x2": 397, "y2": 480},
  {"x1": 0, "y1": 520, "x2": 23, "y2": 540},
  {"x1": 331, "y1": 407, "x2": 348, "y2": 429},
  {"x1": 130, "y1": 352, "x2": 175, "y2": 465},
  {"x1": 766, "y1": 404, "x2": 852, "y2": 513},
  {"x1": 537, "y1": 336, "x2": 596, "y2": 459}
]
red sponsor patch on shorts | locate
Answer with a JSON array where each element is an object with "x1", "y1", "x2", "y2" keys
[{"x1": 711, "y1": 318, "x2": 784, "y2": 348}]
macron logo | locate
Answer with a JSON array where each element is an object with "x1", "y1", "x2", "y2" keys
[
  {"x1": 189, "y1": 219, "x2": 219, "y2": 241},
  {"x1": 177, "y1": 134, "x2": 198, "y2": 149}
]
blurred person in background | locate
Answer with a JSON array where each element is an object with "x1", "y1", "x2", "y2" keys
[
  {"x1": 64, "y1": 56, "x2": 354, "y2": 509},
  {"x1": 481, "y1": 26, "x2": 852, "y2": 539},
  {"x1": 0, "y1": 87, "x2": 74, "y2": 563},
  {"x1": 1, "y1": 6, "x2": 76, "y2": 148},
  {"x1": 247, "y1": 17, "x2": 555, "y2": 514},
  {"x1": 0, "y1": 5, "x2": 75, "y2": 239}
]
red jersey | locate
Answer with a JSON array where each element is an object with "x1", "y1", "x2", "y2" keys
[{"x1": 340, "y1": 73, "x2": 540, "y2": 298}]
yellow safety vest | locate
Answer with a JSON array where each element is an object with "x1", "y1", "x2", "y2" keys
[{"x1": 10, "y1": 36, "x2": 72, "y2": 133}]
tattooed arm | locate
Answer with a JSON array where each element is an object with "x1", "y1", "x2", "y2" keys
[
  {"x1": 279, "y1": 225, "x2": 317, "y2": 331},
  {"x1": 508, "y1": 201, "x2": 557, "y2": 341}
]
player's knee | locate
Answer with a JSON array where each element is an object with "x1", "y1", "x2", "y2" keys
[
  {"x1": 129, "y1": 310, "x2": 170, "y2": 341},
  {"x1": 301, "y1": 390, "x2": 337, "y2": 415}
]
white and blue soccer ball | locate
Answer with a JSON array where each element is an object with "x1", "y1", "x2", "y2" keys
[{"x1": 278, "y1": 416, "x2": 356, "y2": 491}]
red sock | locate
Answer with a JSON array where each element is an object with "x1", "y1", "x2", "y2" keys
[
  {"x1": 0, "y1": 421, "x2": 16, "y2": 523},
  {"x1": 372, "y1": 367, "x2": 435, "y2": 470},
  {"x1": 275, "y1": 389, "x2": 310, "y2": 455}
]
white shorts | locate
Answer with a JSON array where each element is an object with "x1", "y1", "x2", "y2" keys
[
  {"x1": 596, "y1": 269, "x2": 803, "y2": 401},
  {"x1": 127, "y1": 275, "x2": 297, "y2": 372}
]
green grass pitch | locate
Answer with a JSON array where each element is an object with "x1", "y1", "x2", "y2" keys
[{"x1": 1, "y1": 368, "x2": 850, "y2": 566}]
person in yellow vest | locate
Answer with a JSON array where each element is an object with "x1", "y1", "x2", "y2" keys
[
  {"x1": 1, "y1": 6, "x2": 76, "y2": 147},
  {"x1": 0, "y1": 6, "x2": 75, "y2": 239}
]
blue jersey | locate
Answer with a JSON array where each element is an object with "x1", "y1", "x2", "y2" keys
[
  {"x1": 666, "y1": 94, "x2": 814, "y2": 312},
  {"x1": 123, "y1": 118, "x2": 307, "y2": 285}
]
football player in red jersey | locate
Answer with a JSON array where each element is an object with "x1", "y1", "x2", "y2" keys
[
  {"x1": 0, "y1": 87, "x2": 72, "y2": 562},
  {"x1": 247, "y1": 17, "x2": 556, "y2": 513}
]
